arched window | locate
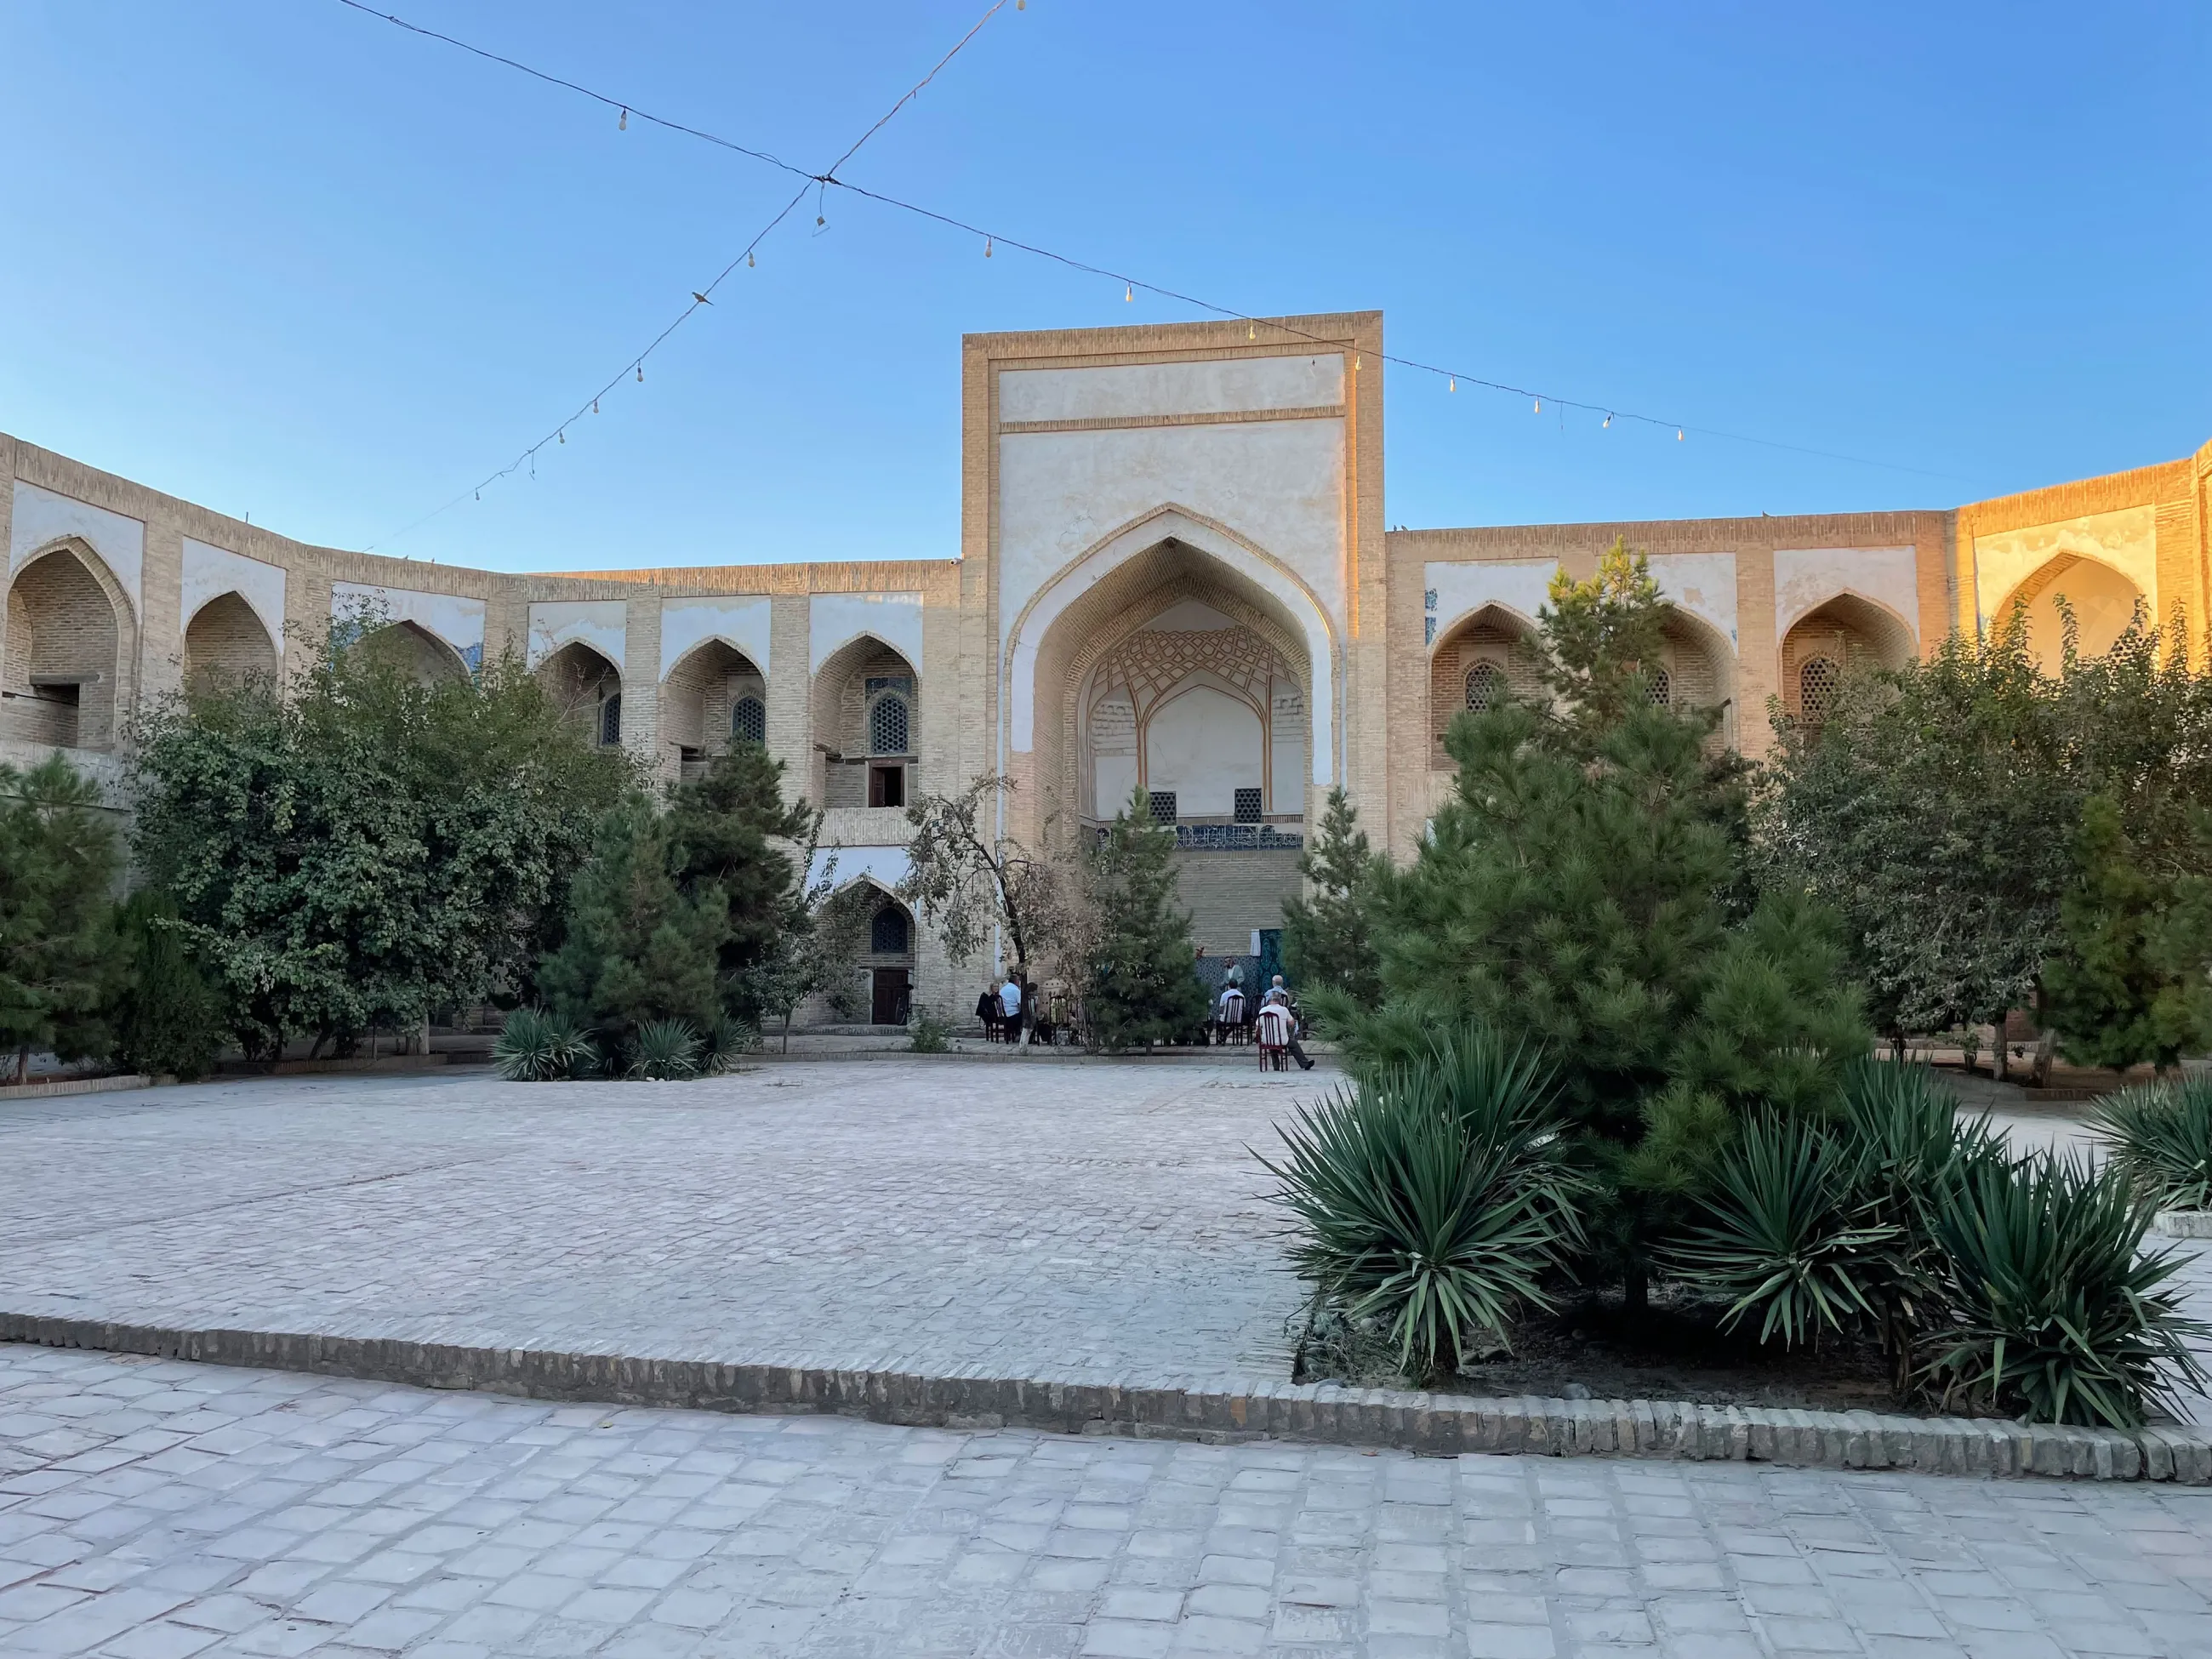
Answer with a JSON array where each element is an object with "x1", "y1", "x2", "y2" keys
[
  {"x1": 599, "y1": 692, "x2": 622, "y2": 747},
  {"x1": 1645, "y1": 666, "x2": 1671, "y2": 707},
  {"x1": 1465, "y1": 661, "x2": 1504, "y2": 713},
  {"x1": 869, "y1": 692, "x2": 909, "y2": 755},
  {"x1": 732, "y1": 695, "x2": 767, "y2": 745},
  {"x1": 1799, "y1": 655, "x2": 1842, "y2": 723},
  {"x1": 871, "y1": 904, "x2": 909, "y2": 955}
]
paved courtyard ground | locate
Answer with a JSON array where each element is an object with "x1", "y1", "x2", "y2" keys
[
  {"x1": 4, "y1": 1344, "x2": 2212, "y2": 1659},
  {"x1": 0, "y1": 1062, "x2": 1310, "y2": 1387}
]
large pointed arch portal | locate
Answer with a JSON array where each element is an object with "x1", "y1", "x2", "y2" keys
[{"x1": 1005, "y1": 508, "x2": 1339, "y2": 836}]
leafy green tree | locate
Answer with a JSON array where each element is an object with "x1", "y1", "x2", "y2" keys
[
  {"x1": 2042, "y1": 795, "x2": 2212, "y2": 1070},
  {"x1": 132, "y1": 624, "x2": 631, "y2": 1058},
  {"x1": 110, "y1": 889, "x2": 225, "y2": 1081},
  {"x1": 737, "y1": 836, "x2": 872, "y2": 1052},
  {"x1": 1281, "y1": 785, "x2": 1382, "y2": 1007},
  {"x1": 664, "y1": 744, "x2": 813, "y2": 1018},
  {"x1": 1754, "y1": 610, "x2": 2072, "y2": 1045},
  {"x1": 1086, "y1": 789, "x2": 1208, "y2": 1051},
  {"x1": 0, "y1": 755, "x2": 128, "y2": 1081},
  {"x1": 539, "y1": 796, "x2": 727, "y2": 1053},
  {"x1": 1537, "y1": 536, "x2": 1673, "y2": 751}
]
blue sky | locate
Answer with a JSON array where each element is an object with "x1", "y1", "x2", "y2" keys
[{"x1": 3, "y1": 2, "x2": 2206, "y2": 572}]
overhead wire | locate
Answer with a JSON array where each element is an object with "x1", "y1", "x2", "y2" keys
[
  {"x1": 338, "y1": 0, "x2": 1974, "y2": 542},
  {"x1": 358, "y1": 0, "x2": 1013, "y2": 547}
]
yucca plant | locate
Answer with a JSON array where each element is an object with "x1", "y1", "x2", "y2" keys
[
  {"x1": 628, "y1": 1018, "x2": 702, "y2": 1080},
  {"x1": 1924, "y1": 1151, "x2": 2209, "y2": 1428},
  {"x1": 1258, "y1": 1023, "x2": 1581, "y2": 1383},
  {"x1": 1668, "y1": 1112, "x2": 1895, "y2": 1348},
  {"x1": 1834, "y1": 1059, "x2": 2009, "y2": 1387},
  {"x1": 2091, "y1": 1075, "x2": 2212, "y2": 1211},
  {"x1": 493, "y1": 1006, "x2": 595, "y2": 1082},
  {"x1": 698, "y1": 1013, "x2": 758, "y2": 1076}
]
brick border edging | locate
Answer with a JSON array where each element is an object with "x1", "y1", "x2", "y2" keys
[
  {"x1": 0, "y1": 1075, "x2": 149, "y2": 1102},
  {"x1": 3, "y1": 1310, "x2": 2206, "y2": 1485}
]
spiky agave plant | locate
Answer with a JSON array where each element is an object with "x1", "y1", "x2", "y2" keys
[
  {"x1": 2091, "y1": 1075, "x2": 2212, "y2": 1211},
  {"x1": 1924, "y1": 1151, "x2": 2209, "y2": 1428},
  {"x1": 698, "y1": 1013, "x2": 759, "y2": 1076},
  {"x1": 1257, "y1": 1024, "x2": 1581, "y2": 1383},
  {"x1": 1667, "y1": 1111, "x2": 1895, "y2": 1349},
  {"x1": 493, "y1": 1006, "x2": 594, "y2": 1082},
  {"x1": 1834, "y1": 1059, "x2": 2009, "y2": 1388},
  {"x1": 627, "y1": 1018, "x2": 702, "y2": 1081}
]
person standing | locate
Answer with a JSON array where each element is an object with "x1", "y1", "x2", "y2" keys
[
  {"x1": 1000, "y1": 973, "x2": 1024, "y2": 1044},
  {"x1": 1262, "y1": 974, "x2": 1315, "y2": 1071},
  {"x1": 975, "y1": 985, "x2": 1001, "y2": 1044}
]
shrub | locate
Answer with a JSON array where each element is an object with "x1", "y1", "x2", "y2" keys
[
  {"x1": 493, "y1": 1007, "x2": 594, "y2": 1082},
  {"x1": 909, "y1": 1013, "x2": 949, "y2": 1053},
  {"x1": 2091, "y1": 1075, "x2": 2212, "y2": 1211},
  {"x1": 1259, "y1": 1024, "x2": 1580, "y2": 1383},
  {"x1": 111, "y1": 890, "x2": 225, "y2": 1081},
  {"x1": 1923, "y1": 1152, "x2": 2208, "y2": 1428},
  {"x1": 699, "y1": 1013, "x2": 759, "y2": 1075},
  {"x1": 1668, "y1": 1112, "x2": 1893, "y2": 1349},
  {"x1": 628, "y1": 1018, "x2": 702, "y2": 1080}
]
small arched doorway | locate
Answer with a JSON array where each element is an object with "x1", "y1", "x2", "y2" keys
[
  {"x1": 183, "y1": 591, "x2": 280, "y2": 691},
  {"x1": 2, "y1": 543, "x2": 130, "y2": 750},
  {"x1": 536, "y1": 641, "x2": 624, "y2": 747},
  {"x1": 858, "y1": 887, "x2": 915, "y2": 1024}
]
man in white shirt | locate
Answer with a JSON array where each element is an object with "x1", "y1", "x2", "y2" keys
[
  {"x1": 999, "y1": 976, "x2": 1023, "y2": 1040},
  {"x1": 1263, "y1": 974, "x2": 1314, "y2": 1071}
]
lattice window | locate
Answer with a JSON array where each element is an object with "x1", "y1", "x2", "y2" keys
[
  {"x1": 1148, "y1": 790, "x2": 1177, "y2": 825},
  {"x1": 1466, "y1": 662, "x2": 1504, "y2": 713},
  {"x1": 1645, "y1": 667, "x2": 1671, "y2": 707},
  {"x1": 869, "y1": 693, "x2": 909, "y2": 755},
  {"x1": 1799, "y1": 655, "x2": 1842, "y2": 723},
  {"x1": 731, "y1": 695, "x2": 767, "y2": 745},
  {"x1": 1234, "y1": 787, "x2": 1263, "y2": 824},
  {"x1": 598, "y1": 692, "x2": 622, "y2": 746},
  {"x1": 871, "y1": 904, "x2": 909, "y2": 955}
]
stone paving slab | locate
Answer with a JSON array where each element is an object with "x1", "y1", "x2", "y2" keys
[
  {"x1": 0, "y1": 1063, "x2": 1309, "y2": 1385},
  {"x1": 5, "y1": 1345, "x2": 2212, "y2": 1659}
]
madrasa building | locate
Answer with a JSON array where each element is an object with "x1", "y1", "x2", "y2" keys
[{"x1": 6, "y1": 312, "x2": 2210, "y2": 1023}]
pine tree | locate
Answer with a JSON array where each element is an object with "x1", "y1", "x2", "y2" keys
[
  {"x1": 1086, "y1": 789, "x2": 1209, "y2": 1051},
  {"x1": 539, "y1": 796, "x2": 727, "y2": 1054},
  {"x1": 1281, "y1": 785, "x2": 1382, "y2": 1009},
  {"x1": 0, "y1": 755, "x2": 128, "y2": 1081},
  {"x1": 664, "y1": 744, "x2": 813, "y2": 1016},
  {"x1": 111, "y1": 889, "x2": 225, "y2": 1081}
]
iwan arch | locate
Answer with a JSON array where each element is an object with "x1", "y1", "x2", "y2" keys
[{"x1": 6, "y1": 311, "x2": 2209, "y2": 1020}]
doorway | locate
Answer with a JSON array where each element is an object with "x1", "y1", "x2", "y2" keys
[{"x1": 871, "y1": 966, "x2": 910, "y2": 1026}]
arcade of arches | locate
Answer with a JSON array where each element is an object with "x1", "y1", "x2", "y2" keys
[{"x1": 3, "y1": 313, "x2": 2208, "y2": 1023}]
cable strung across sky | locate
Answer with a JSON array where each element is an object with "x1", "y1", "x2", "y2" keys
[{"x1": 332, "y1": 0, "x2": 1969, "y2": 544}]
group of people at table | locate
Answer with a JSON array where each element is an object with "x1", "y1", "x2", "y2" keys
[{"x1": 972, "y1": 966, "x2": 1313, "y2": 1069}]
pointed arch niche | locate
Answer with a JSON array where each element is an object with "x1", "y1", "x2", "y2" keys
[
  {"x1": 812, "y1": 632, "x2": 918, "y2": 808},
  {"x1": 355, "y1": 619, "x2": 470, "y2": 686},
  {"x1": 1995, "y1": 555, "x2": 2146, "y2": 673},
  {"x1": 1039, "y1": 543, "x2": 1316, "y2": 834},
  {"x1": 536, "y1": 640, "x2": 624, "y2": 747},
  {"x1": 1427, "y1": 602, "x2": 1542, "y2": 768},
  {"x1": 183, "y1": 591, "x2": 280, "y2": 690},
  {"x1": 2, "y1": 539, "x2": 136, "y2": 751},
  {"x1": 663, "y1": 638, "x2": 766, "y2": 770},
  {"x1": 1778, "y1": 593, "x2": 1914, "y2": 722}
]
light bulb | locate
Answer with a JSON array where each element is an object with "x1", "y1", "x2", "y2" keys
[
  {"x1": 558, "y1": 429, "x2": 565, "y2": 444},
  {"x1": 1125, "y1": 284, "x2": 1133, "y2": 302},
  {"x1": 748, "y1": 251, "x2": 755, "y2": 268},
  {"x1": 1448, "y1": 376, "x2": 1455, "y2": 392},
  {"x1": 592, "y1": 399, "x2": 599, "y2": 414},
  {"x1": 1602, "y1": 413, "x2": 1612, "y2": 429},
  {"x1": 1677, "y1": 428, "x2": 1685, "y2": 442},
  {"x1": 1247, "y1": 322, "x2": 1255, "y2": 340},
  {"x1": 619, "y1": 107, "x2": 628, "y2": 131},
  {"x1": 983, "y1": 237, "x2": 992, "y2": 257},
  {"x1": 636, "y1": 365, "x2": 644, "y2": 383},
  {"x1": 1533, "y1": 398, "x2": 1541, "y2": 414}
]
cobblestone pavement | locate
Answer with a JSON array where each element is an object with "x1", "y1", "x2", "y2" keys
[
  {"x1": 4, "y1": 1346, "x2": 2212, "y2": 1659},
  {"x1": 0, "y1": 1063, "x2": 1313, "y2": 1384}
]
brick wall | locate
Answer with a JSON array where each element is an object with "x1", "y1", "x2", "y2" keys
[{"x1": 1172, "y1": 847, "x2": 1301, "y2": 955}]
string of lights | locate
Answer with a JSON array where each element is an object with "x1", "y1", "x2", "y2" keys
[
  {"x1": 338, "y1": 0, "x2": 1970, "y2": 546},
  {"x1": 356, "y1": 0, "x2": 1015, "y2": 548}
]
